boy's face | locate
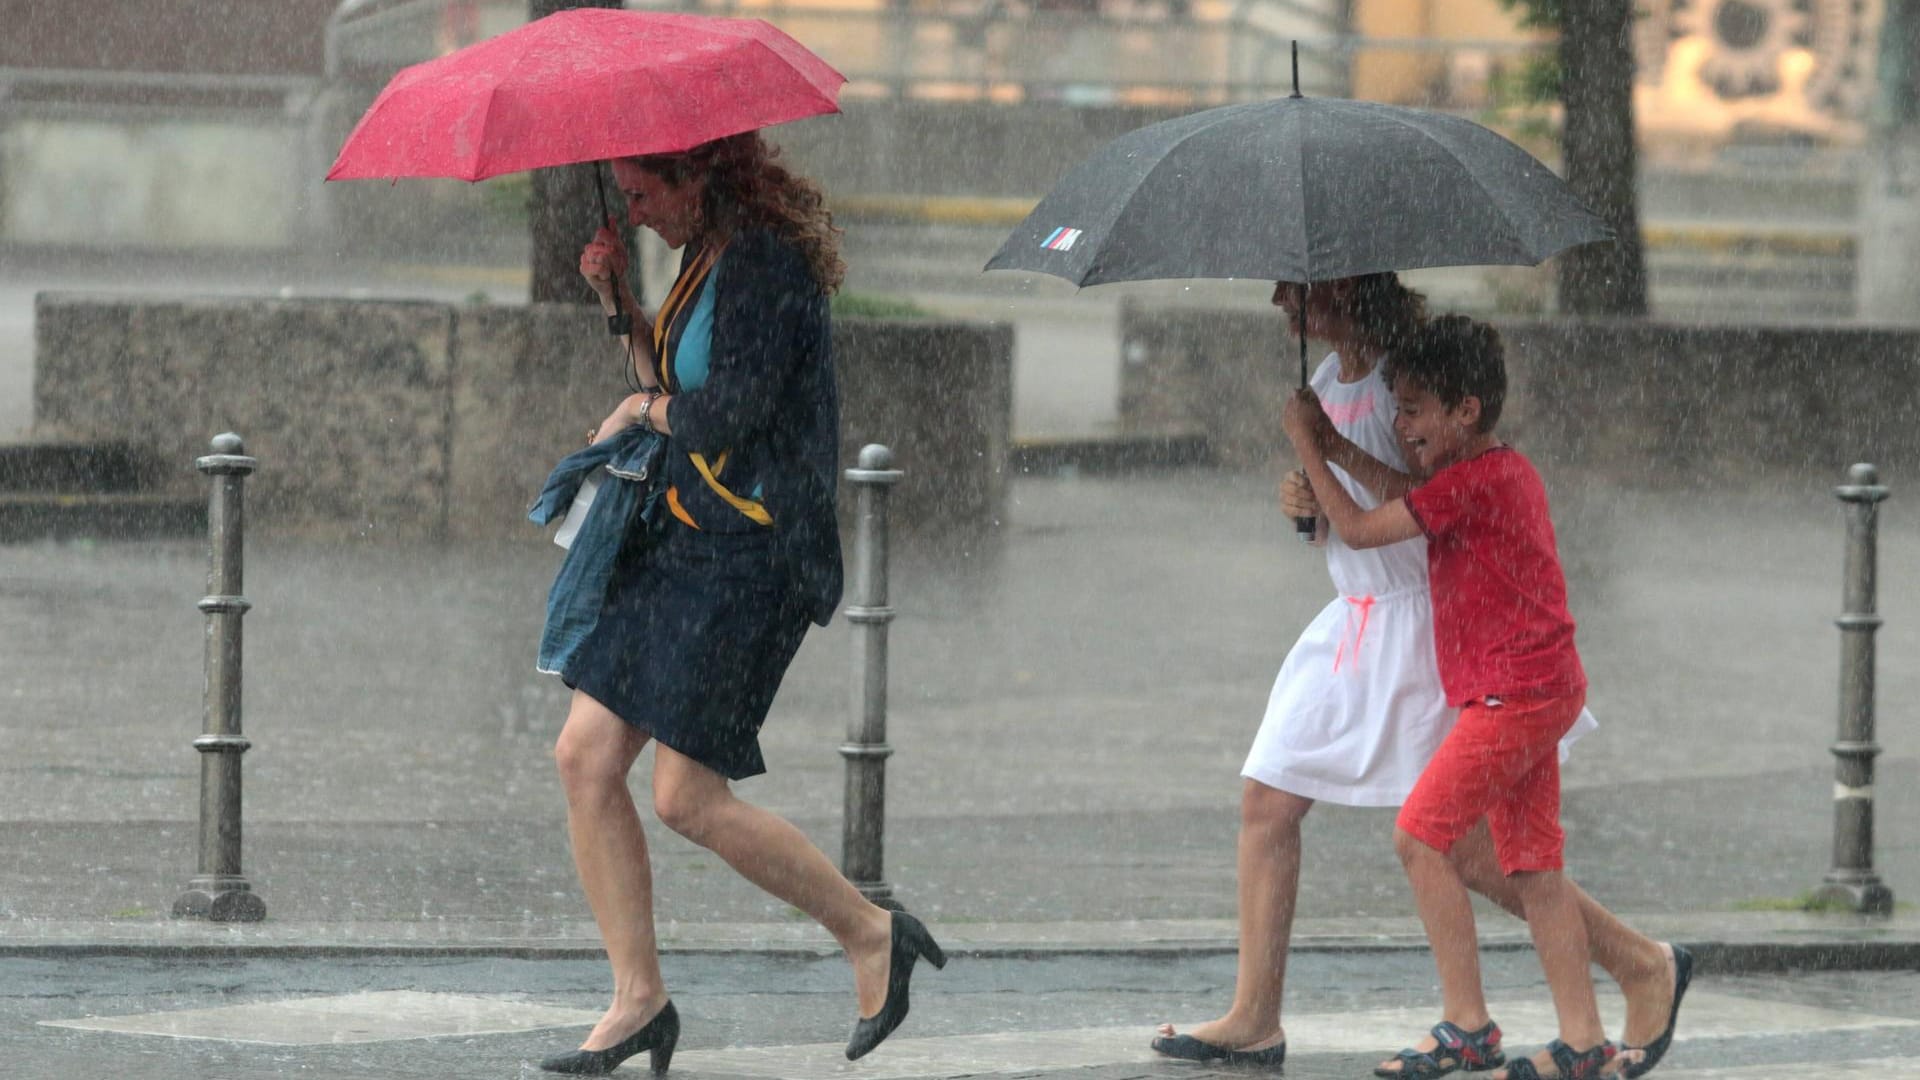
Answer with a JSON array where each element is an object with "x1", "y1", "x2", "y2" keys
[{"x1": 1392, "y1": 378, "x2": 1481, "y2": 472}]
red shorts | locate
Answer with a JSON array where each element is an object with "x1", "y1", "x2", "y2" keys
[{"x1": 1395, "y1": 691, "x2": 1587, "y2": 875}]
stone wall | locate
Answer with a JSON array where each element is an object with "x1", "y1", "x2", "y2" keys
[
  {"x1": 34, "y1": 295, "x2": 1012, "y2": 541},
  {"x1": 1117, "y1": 301, "x2": 1920, "y2": 483}
]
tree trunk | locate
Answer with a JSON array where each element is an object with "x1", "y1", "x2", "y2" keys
[
  {"x1": 528, "y1": 0, "x2": 629, "y2": 306},
  {"x1": 1556, "y1": 0, "x2": 1647, "y2": 316},
  {"x1": 1856, "y1": 0, "x2": 1920, "y2": 321}
]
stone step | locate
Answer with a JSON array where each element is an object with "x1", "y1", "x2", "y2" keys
[
  {"x1": 0, "y1": 492, "x2": 205, "y2": 544},
  {"x1": 0, "y1": 440, "x2": 149, "y2": 494}
]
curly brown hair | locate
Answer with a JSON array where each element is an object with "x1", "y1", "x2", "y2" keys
[{"x1": 631, "y1": 132, "x2": 846, "y2": 295}]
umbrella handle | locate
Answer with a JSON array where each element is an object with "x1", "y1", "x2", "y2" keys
[
  {"x1": 592, "y1": 164, "x2": 634, "y2": 340},
  {"x1": 1295, "y1": 281, "x2": 1315, "y2": 541}
]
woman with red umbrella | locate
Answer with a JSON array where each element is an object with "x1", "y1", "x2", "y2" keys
[
  {"x1": 542, "y1": 131, "x2": 944, "y2": 1075},
  {"x1": 328, "y1": 9, "x2": 940, "y2": 1074}
]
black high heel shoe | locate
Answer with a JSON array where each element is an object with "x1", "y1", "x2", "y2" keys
[
  {"x1": 539, "y1": 999, "x2": 679, "y2": 1075},
  {"x1": 845, "y1": 911, "x2": 947, "y2": 1061}
]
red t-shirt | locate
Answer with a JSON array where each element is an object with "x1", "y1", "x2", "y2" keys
[{"x1": 1403, "y1": 446, "x2": 1586, "y2": 706}]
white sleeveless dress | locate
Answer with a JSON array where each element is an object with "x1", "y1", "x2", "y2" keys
[{"x1": 1241, "y1": 354, "x2": 1595, "y2": 806}]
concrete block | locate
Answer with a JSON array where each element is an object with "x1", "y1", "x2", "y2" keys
[
  {"x1": 33, "y1": 296, "x2": 1015, "y2": 542},
  {"x1": 1118, "y1": 302, "x2": 1920, "y2": 484},
  {"x1": 835, "y1": 316, "x2": 1014, "y2": 538},
  {"x1": 447, "y1": 303, "x2": 624, "y2": 540},
  {"x1": 36, "y1": 295, "x2": 454, "y2": 535}
]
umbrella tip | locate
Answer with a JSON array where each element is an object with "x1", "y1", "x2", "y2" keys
[{"x1": 1290, "y1": 40, "x2": 1302, "y2": 98}]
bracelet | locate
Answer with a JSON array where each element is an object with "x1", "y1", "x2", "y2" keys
[{"x1": 637, "y1": 392, "x2": 660, "y2": 432}]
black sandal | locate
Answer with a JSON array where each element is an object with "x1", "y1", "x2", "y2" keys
[
  {"x1": 1621, "y1": 945, "x2": 1693, "y2": 1078},
  {"x1": 1501, "y1": 1040, "x2": 1620, "y2": 1080},
  {"x1": 1374, "y1": 1019, "x2": 1506, "y2": 1078}
]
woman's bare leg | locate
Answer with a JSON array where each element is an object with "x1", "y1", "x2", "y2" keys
[
  {"x1": 1452, "y1": 823, "x2": 1675, "y2": 1045},
  {"x1": 651, "y1": 744, "x2": 895, "y2": 1016},
  {"x1": 1156, "y1": 780, "x2": 1311, "y2": 1051},
  {"x1": 553, "y1": 691, "x2": 671, "y2": 1051}
]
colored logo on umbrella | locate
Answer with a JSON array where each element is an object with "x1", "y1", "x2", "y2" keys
[{"x1": 1042, "y1": 227, "x2": 1083, "y2": 252}]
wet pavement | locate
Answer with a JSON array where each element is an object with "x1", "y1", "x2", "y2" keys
[
  {"x1": 2, "y1": 463, "x2": 1918, "y2": 1077},
  {"x1": 10, "y1": 951, "x2": 1920, "y2": 1078}
]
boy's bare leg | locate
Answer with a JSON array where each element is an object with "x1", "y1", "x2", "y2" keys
[
  {"x1": 1452, "y1": 824, "x2": 1677, "y2": 1046},
  {"x1": 1381, "y1": 827, "x2": 1492, "y2": 1074},
  {"x1": 1490, "y1": 870, "x2": 1615, "y2": 1080},
  {"x1": 1154, "y1": 780, "x2": 1309, "y2": 1051}
]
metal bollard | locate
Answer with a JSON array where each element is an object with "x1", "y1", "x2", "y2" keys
[
  {"x1": 840, "y1": 444, "x2": 903, "y2": 909},
  {"x1": 1812, "y1": 462, "x2": 1895, "y2": 916},
  {"x1": 172, "y1": 433, "x2": 267, "y2": 922}
]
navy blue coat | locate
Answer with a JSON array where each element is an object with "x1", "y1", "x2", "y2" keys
[{"x1": 663, "y1": 227, "x2": 844, "y2": 626}]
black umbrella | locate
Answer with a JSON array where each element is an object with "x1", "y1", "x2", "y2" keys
[
  {"x1": 982, "y1": 95, "x2": 1609, "y2": 288},
  {"x1": 985, "y1": 49, "x2": 1610, "y2": 534}
]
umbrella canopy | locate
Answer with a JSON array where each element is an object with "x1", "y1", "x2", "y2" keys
[
  {"x1": 984, "y1": 95, "x2": 1610, "y2": 287},
  {"x1": 326, "y1": 8, "x2": 846, "y2": 182}
]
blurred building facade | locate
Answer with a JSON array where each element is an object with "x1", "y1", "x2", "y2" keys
[{"x1": 0, "y1": 0, "x2": 1904, "y2": 321}]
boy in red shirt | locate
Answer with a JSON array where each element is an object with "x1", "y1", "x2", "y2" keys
[{"x1": 1284, "y1": 316, "x2": 1658, "y2": 1080}]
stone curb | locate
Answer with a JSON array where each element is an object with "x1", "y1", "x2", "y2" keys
[
  {"x1": 7, "y1": 941, "x2": 1920, "y2": 976},
  {"x1": 5, "y1": 914, "x2": 1917, "y2": 975}
]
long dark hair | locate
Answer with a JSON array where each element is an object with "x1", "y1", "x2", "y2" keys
[
  {"x1": 1334, "y1": 272, "x2": 1428, "y2": 356},
  {"x1": 631, "y1": 132, "x2": 846, "y2": 295}
]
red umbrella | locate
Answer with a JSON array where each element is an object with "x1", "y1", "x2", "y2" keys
[{"x1": 325, "y1": 8, "x2": 846, "y2": 182}]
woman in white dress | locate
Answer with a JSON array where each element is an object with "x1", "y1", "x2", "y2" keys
[{"x1": 1150, "y1": 275, "x2": 1684, "y2": 1076}]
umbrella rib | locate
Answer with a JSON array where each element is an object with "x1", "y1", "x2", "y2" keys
[
  {"x1": 1088, "y1": 102, "x2": 1266, "y2": 285},
  {"x1": 1371, "y1": 106, "x2": 1534, "y2": 257},
  {"x1": 1292, "y1": 103, "x2": 1313, "y2": 282},
  {"x1": 470, "y1": 81, "x2": 504, "y2": 181}
]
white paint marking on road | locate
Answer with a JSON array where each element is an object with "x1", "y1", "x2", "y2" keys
[
  {"x1": 1271, "y1": 991, "x2": 1920, "y2": 1052},
  {"x1": 36, "y1": 989, "x2": 1918, "y2": 1076},
  {"x1": 1658, "y1": 1058, "x2": 1912, "y2": 1077},
  {"x1": 38, "y1": 990, "x2": 598, "y2": 1046}
]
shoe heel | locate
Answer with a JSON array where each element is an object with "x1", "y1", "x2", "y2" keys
[
  {"x1": 649, "y1": 1029, "x2": 677, "y2": 1074},
  {"x1": 900, "y1": 913, "x2": 946, "y2": 969}
]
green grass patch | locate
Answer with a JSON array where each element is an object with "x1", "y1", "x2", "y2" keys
[
  {"x1": 109, "y1": 907, "x2": 154, "y2": 919},
  {"x1": 1732, "y1": 892, "x2": 1885, "y2": 914}
]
